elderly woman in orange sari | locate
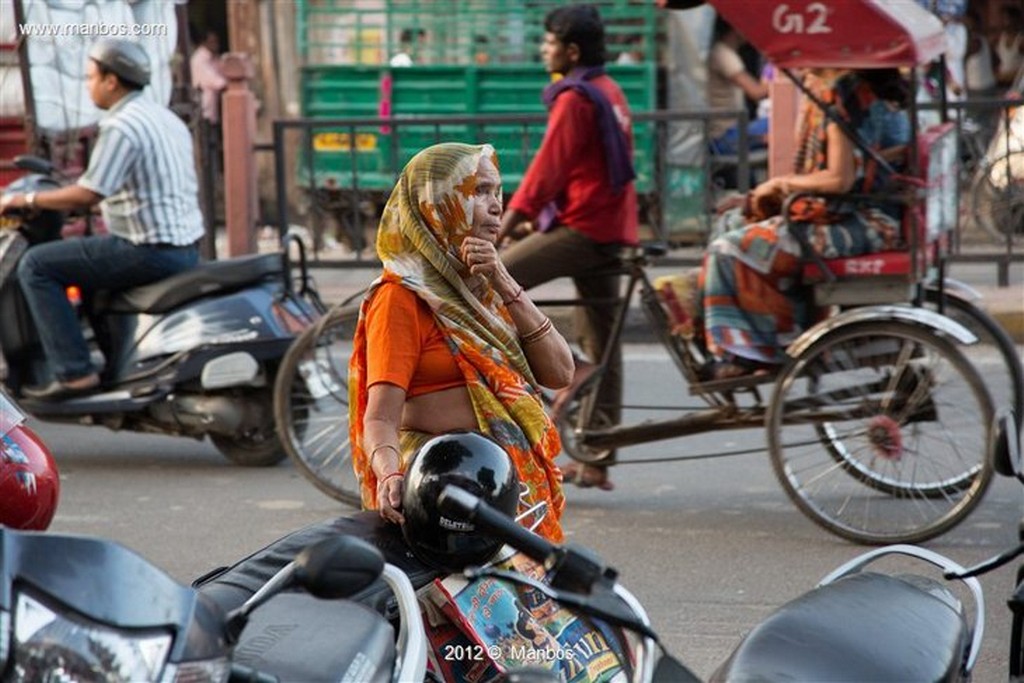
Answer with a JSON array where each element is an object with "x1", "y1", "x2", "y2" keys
[{"x1": 349, "y1": 142, "x2": 574, "y2": 542}]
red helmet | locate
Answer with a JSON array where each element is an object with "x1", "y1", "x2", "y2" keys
[{"x1": 0, "y1": 424, "x2": 59, "y2": 530}]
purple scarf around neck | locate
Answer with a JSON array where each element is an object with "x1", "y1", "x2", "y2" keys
[{"x1": 541, "y1": 65, "x2": 636, "y2": 192}]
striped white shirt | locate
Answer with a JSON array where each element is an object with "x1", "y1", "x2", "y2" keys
[{"x1": 78, "y1": 92, "x2": 205, "y2": 246}]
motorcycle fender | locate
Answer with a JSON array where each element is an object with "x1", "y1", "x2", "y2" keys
[{"x1": 787, "y1": 305, "x2": 977, "y2": 359}]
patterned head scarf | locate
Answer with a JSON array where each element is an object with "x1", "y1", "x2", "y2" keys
[{"x1": 349, "y1": 143, "x2": 565, "y2": 541}]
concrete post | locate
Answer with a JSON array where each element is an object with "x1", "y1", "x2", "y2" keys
[
  {"x1": 220, "y1": 53, "x2": 257, "y2": 256},
  {"x1": 768, "y1": 76, "x2": 800, "y2": 178}
]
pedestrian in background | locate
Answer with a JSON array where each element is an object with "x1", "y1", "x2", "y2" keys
[
  {"x1": 498, "y1": 4, "x2": 637, "y2": 491},
  {"x1": 964, "y1": 9, "x2": 998, "y2": 99},
  {"x1": 994, "y1": 5, "x2": 1024, "y2": 88},
  {"x1": 189, "y1": 29, "x2": 227, "y2": 124},
  {"x1": 707, "y1": 16, "x2": 770, "y2": 156}
]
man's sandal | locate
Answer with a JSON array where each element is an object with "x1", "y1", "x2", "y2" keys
[{"x1": 561, "y1": 462, "x2": 615, "y2": 491}]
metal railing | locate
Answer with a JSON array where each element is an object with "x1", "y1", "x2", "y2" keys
[
  {"x1": 269, "y1": 108, "x2": 759, "y2": 261},
  {"x1": 266, "y1": 103, "x2": 1020, "y2": 283}
]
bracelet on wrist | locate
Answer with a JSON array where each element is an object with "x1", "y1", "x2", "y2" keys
[
  {"x1": 378, "y1": 471, "x2": 405, "y2": 488},
  {"x1": 520, "y1": 317, "x2": 554, "y2": 345},
  {"x1": 502, "y1": 285, "x2": 525, "y2": 307},
  {"x1": 370, "y1": 443, "x2": 400, "y2": 470}
]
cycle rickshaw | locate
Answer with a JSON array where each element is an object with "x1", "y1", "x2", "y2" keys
[{"x1": 273, "y1": 0, "x2": 1021, "y2": 546}]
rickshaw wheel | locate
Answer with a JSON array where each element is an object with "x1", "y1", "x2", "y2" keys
[
  {"x1": 273, "y1": 303, "x2": 362, "y2": 507},
  {"x1": 767, "y1": 320, "x2": 994, "y2": 545}
]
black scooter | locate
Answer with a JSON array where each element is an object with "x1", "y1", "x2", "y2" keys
[{"x1": 0, "y1": 156, "x2": 323, "y2": 466}]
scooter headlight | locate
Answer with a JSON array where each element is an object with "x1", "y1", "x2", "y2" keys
[{"x1": 10, "y1": 590, "x2": 173, "y2": 682}]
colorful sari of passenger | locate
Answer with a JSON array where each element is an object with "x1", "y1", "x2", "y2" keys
[
  {"x1": 348, "y1": 142, "x2": 565, "y2": 542},
  {"x1": 699, "y1": 71, "x2": 906, "y2": 365}
]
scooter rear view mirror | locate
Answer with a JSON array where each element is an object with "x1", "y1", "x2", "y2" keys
[{"x1": 294, "y1": 535, "x2": 385, "y2": 600}]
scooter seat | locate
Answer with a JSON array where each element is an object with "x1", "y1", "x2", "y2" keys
[
  {"x1": 710, "y1": 572, "x2": 969, "y2": 682},
  {"x1": 102, "y1": 253, "x2": 285, "y2": 314},
  {"x1": 233, "y1": 593, "x2": 395, "y2": 683},
  {"x1": 196, "y1": 512, "x2": 443, "y2": 619}
]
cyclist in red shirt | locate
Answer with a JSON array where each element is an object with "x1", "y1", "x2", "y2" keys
[{"x1": 498, "y1": 4, "x2": 638, "y2": 491}]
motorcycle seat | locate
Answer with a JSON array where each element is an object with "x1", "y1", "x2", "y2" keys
[
  {"x1": 233, "y1": 593, "x2": 396, "y2": 683},
  {"x1": 710, "y1": 571, "x2": 969, "y2": 682},
  {"x1": 195, "y1": 511, "x2": 443, "y2": 619},
  {"x1": 101, "y1": 253, "x2": 285, "y2": 314}
]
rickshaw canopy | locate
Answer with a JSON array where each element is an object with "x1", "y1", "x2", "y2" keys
[{"x1": 707, "y1": 0, "x2": 946, "y2": 68}]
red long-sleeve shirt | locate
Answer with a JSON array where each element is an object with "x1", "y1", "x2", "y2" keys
[{"x1": 509, "y1": 74, "x2": 638, "y2": 245}]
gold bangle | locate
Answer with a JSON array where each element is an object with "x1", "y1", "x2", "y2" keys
[
  {"x1": 369, "y1": 443, "x2": 400, "y2": 469},
  {"x1": 520, "y1": 317, "x2": 554, "y2": 345}
]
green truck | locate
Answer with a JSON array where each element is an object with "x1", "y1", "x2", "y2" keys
[{"x1": 295, "y1": 0, "x2": 664, "y2": 250}]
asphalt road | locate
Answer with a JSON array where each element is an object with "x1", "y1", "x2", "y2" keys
[{"x1": 37, "y1": 343, "x2": 1023, "y2": 681}]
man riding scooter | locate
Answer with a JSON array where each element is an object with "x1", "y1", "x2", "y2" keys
[{"x1": 0, "y1": 38, "x2": 203, "y2": 400}]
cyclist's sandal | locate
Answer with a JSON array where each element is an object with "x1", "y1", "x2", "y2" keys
[{"x1": 562, "y1": 463, "x2": 615, "y2": 491}]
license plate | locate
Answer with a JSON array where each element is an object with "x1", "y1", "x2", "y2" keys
[{"x1": 312, "y1": 132, "x2": 377, "y2": 152}]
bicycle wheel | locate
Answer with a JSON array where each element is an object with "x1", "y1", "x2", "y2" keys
[
  {"x1": 553, "y1": 368, "x2": 617, "y2": 465},
  {"x1": 767, "y1": 321, "x2": 994, "y2": 545},
  {"x1": 923, "y1": 288, "x2": 1023, "y2": 433},
  {"x1": 970, "y1": 150, "x2": 1024, "y2": 242},
  {"x1": 273, "y1": 303, "x2": 361, "y2": 506}
]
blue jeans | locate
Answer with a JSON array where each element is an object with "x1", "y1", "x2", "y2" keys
[
  {"x1": 17, "y1": 235, "x2": 199, "y2": 381},
  {"x1": 710, "y1": 117, "x2": 770, "y2": 156}
]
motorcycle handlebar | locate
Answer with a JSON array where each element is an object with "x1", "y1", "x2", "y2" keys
[{"x1": 438, "y1": 485, "x2": 558, "y2": 565}]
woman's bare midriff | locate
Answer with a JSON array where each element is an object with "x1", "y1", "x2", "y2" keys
[{"x1": 401, "y1": 385, "x2": 478, "y2": 434}]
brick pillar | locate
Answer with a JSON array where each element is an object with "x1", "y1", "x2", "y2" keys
[{"x1": 220, "y1": 53, "x2": 257, "y2": 256}]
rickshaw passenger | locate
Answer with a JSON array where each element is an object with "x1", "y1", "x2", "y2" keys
[{"x1": 699, "y1": 69, "x2": 911, "y2": 379}]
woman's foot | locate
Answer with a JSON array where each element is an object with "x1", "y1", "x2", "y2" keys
[{"x1": 561, "y1": 462, "x2": 614, "y2": 491}]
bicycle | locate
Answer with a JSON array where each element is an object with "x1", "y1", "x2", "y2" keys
[{"x1": 966, "y1": 70, "x2": 1024, "y2": 242}]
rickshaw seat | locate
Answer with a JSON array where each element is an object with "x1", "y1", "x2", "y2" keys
[{"x1": 798, "y1": 122, "x2": 957, "y2": 306}]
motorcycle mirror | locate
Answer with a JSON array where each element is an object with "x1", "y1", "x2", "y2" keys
[
  {"x1": 294, "y1": 535, "x2": 385, "y2": 600},
  {"x1": 991, "y1": 409, "x2": 1022, "y2": 480},
  {"x1": 13, "y1": 155, "x2": 55, "y2": 176}
]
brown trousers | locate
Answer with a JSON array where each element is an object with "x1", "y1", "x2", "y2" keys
[{"x1": 502, "y1": 226, "x2": 624, "y2": 466}]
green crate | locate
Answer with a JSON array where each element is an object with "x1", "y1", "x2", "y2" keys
[{"x1": 297, "y1": 1, "x2": 658, "y2": 194}]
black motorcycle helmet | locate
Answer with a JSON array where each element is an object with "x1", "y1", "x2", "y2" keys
[
  {"x1": 402, "y1": 431, "x2": 519, "y2": 572},
  {"x1": 1, "y1": 174, "x2": 63, "y2": 245}
]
